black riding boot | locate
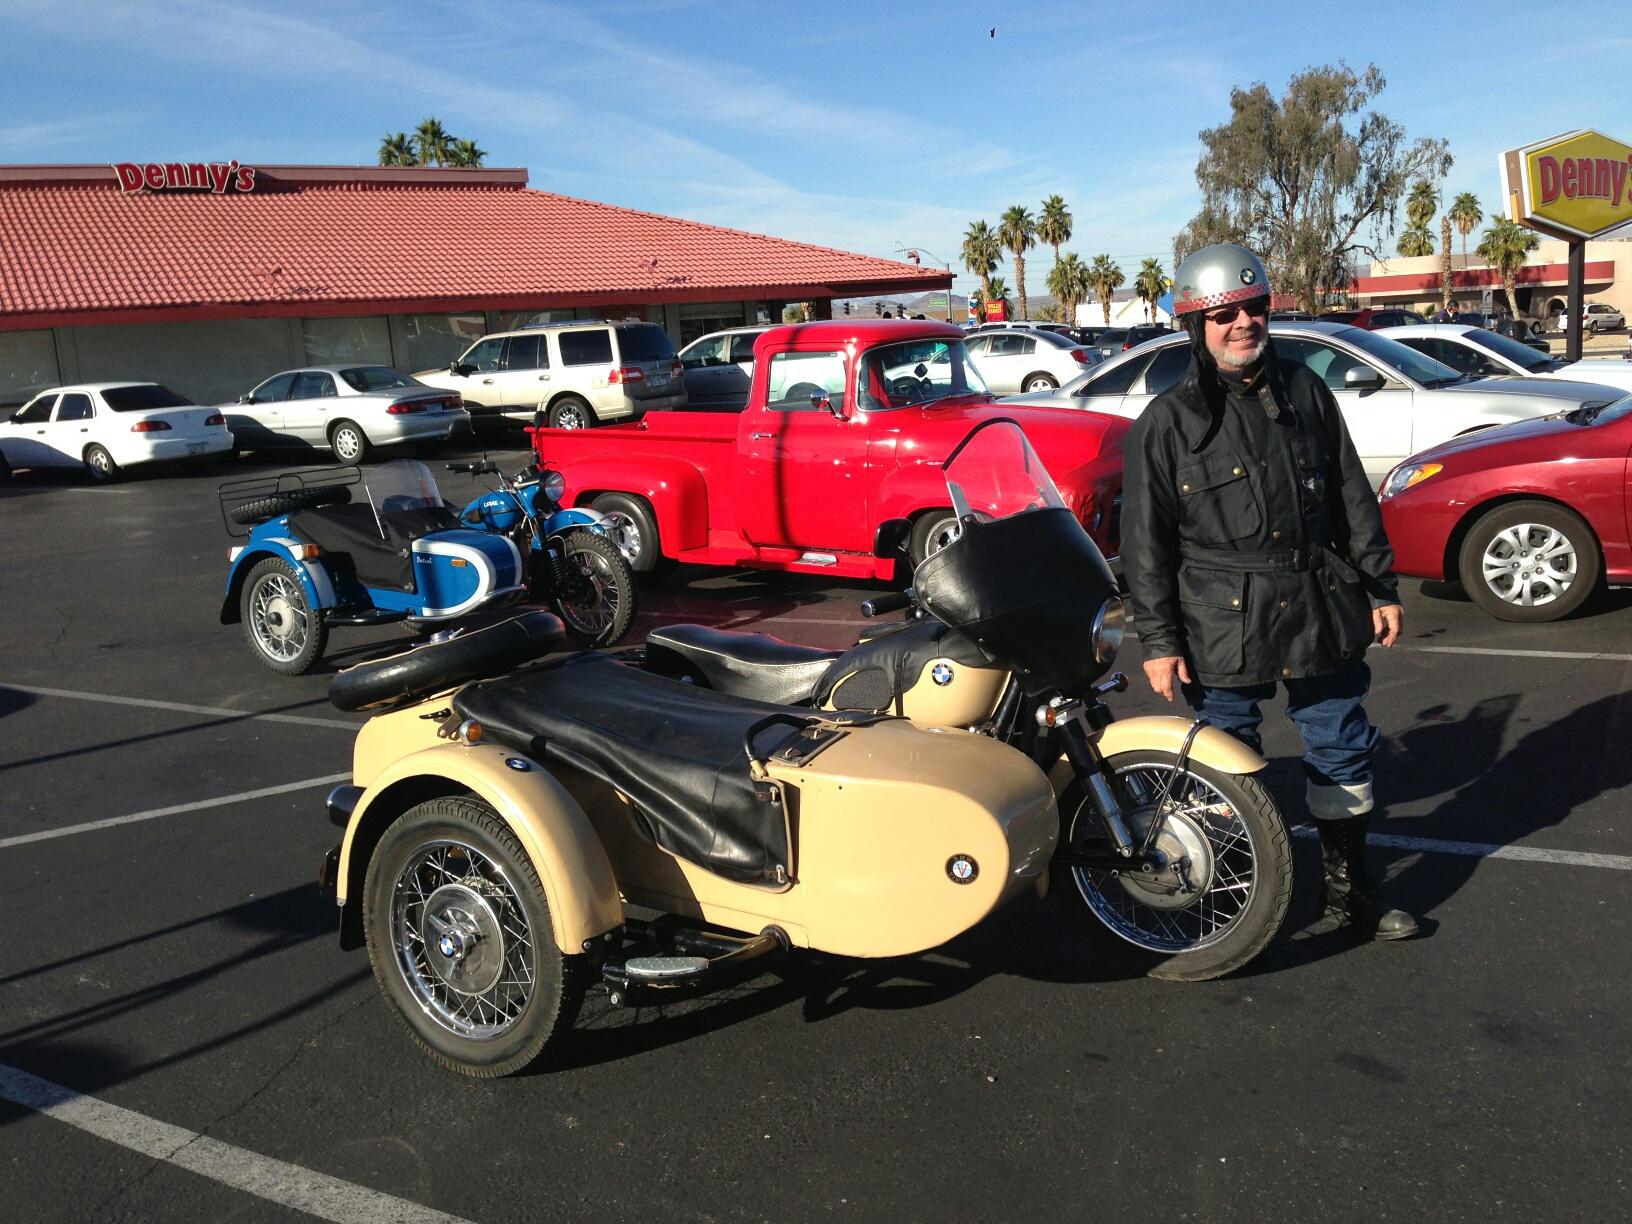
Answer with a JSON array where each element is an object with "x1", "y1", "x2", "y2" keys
[{"x1": 1318, "y1": 817, "x2": 1418, "y2": 940}]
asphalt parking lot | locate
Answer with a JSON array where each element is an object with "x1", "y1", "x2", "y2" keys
[{"x1": 3, "y1": 437, "x2": 1630, "y2": 1223}]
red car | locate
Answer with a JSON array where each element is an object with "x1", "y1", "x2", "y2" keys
[
  {"x1": 1378, "y1": 394, "x2": 1632, "y2": 621},
  {"x1": 530, "y1": 319, "x2": 1128, "y2": 580}
]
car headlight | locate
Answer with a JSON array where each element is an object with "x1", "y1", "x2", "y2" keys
[
  {"x1": 1379, "y1": 462, "x2": 1442, "y2": 500},
  {"x1": 1091, "y1": 596, "x2": 1125, "y2": 665},
  {"x1": 541, "y1": 469, "x2": 566, "y2": 502}
]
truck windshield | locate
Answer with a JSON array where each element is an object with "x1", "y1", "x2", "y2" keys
[{"x1": 858, "y1": 339, "x2": 988, "y2": 411}]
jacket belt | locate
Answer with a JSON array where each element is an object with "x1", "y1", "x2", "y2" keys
[{"x1": 1183, "y1": 543, "x2": 1360, "y2": 582}]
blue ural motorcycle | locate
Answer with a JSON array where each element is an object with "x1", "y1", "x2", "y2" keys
[
  {"x1": 446, "y1": 458, "x2": 636, "y2": 649},
  {"x1": 220, "y1": 461, "x2": 528, "y2": 675}
]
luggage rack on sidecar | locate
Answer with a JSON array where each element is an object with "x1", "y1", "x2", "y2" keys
[{"x1": 217, "y1": 465, "x2": 363, "y2": 537}]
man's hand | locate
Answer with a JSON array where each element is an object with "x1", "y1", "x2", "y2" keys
[
  {"x1": 1143, "y1": 655, "x2": 1193, "y2": 702},
  {"x1": 1373, "y1": 603, "x2": 1404, "y2": 648}
]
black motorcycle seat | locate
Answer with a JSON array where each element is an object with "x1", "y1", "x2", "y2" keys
[
  {"x1": 453, "y1": 653, "x2": 868, "y2": 887},
  {"x1": 645, "y1": 623, "x2": 843, "y2": 706}
]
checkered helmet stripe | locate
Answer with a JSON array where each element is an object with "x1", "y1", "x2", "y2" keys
[{"x1": 1172, "y1": 281, "x2": 1271, "y2": 315}]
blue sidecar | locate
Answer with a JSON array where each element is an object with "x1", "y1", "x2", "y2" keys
[{"x1": 220, "y1": 461, "x2": 526, "y2": 674}]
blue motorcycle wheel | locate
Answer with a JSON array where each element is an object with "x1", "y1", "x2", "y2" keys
[{"x1": 241, "y1": 557, "x2": 327, "y2": 675}]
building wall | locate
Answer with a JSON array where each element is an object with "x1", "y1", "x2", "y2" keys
[{"x1": 1363, "y1": 237, "x2": 1630, "y2": 319}]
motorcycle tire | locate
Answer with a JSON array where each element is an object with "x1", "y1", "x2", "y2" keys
[
  {"x1": 328, "y1": 609, "x2": 566, "y2": 712},
  {"x1": 240, "y1": 556, "x2": 328, "y2": 675},
  {"x1": 1051, "y1": 751, "x2": 1291, "y2": 981},
  {"x1": 363, "y1": 795, "x2": 587, "y2": 1078},
  {"x1": 553, "y1": 531, "x2": 638, "y2": 648},
  {"x1": 228, "y1": 485, "x2": 351, "y2": 526}
]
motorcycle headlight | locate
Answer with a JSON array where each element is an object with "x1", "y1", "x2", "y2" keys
[
  {"x1": 541, "y1": 469, "x2": 566, "y2": 502},
  {"x1": 1379, "y1": 462, "x2": 1442, "y2": 500},
  {"x1": 1091, "y1": 596, "x2": 1125, "y2": 665}
]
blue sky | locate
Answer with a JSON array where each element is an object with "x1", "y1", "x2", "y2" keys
[{"x1": 3, "y1": 0, "x2": 1629, "y2": 297}]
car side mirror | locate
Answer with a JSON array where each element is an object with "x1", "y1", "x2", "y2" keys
[
  {"x1": 238, "y1": 393, "x2": 253, "y2": 404},
  {"x1": 450, "y1": 362, "x2": 473, "y2": 377},
  {"x1": 873, "y1": 518, "x2": 912, "y2": 557},
  {"x1": 1344, "y1": 366, "x2": 1386, "y2": 391}
]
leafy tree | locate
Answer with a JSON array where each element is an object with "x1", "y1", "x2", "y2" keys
[
  {"x1": 1047, "y1": 253, "x2": 1090, "y2": 326},
  {"x1": 1476, "y1": 217, "x2": 1540, "y2": 317},
  {"x1": 1087, "y1": 255, "x2": 1124, "y2": 327},
  {"x1": 961, "y1": 221, "x2": 1001, "y2": 304},
  {"x1": 414, "y1": 116, "x2": 454, "y2": 167},
  {"x1": 985, "y1": 276, "x2": 1013, "y2": 320},
  {"x1": 1175, "y1": 63, "x2": 1451, "y2": 312},
  {"x1": 1135, "y1": 258, "x2": 1170, "y2": 323},
  {"x1": 447, "y1": 138, "x2": 486, "y2": 168},
  {"x1": 999, "y1": 206, "x2": 1037, "y2": 320},
  {"x1": 378, "y1": 132, "x2": 417, "y2": 166},
  {"x1": 782, "y1": 304, "x2": 804, "y2": 323},
  {"x1": 1037, "y1": 195, "x2": 1073, "y2": 272},
  {"x1": 1449, "y1": 192, "x2": 1483, "y2": 265}
]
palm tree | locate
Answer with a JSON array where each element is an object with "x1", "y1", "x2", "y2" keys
[
  {"x1": 413, "y1": 116, "x2": 453, "y2": 167},
  {"x1": 1047, "y1": 253, "x2": 1090, "y2": 327},
  {"x1": 1476, "y1": 217, "x2": 1540, "y2": 317},
  {"x1": 1449, "y1": 192, "x2": 1483, "y2": 266},
  {"x1": 447, "y1": 138, "x2": 486, "y2": 168},
  {"x1": 1406, "y1": 180, "x2": 1438, "y2": 231},
  {"x1": 1440, "y1": 212, "x2": 1454, "y2": 311},
  {"x1": 1037, "y1": 195, "x2": 1072, "y2": 273},
  {"x1": 1086, "y1": 255, "x2": 1124, "y2": 327},
  {"x1": 999, "y1": 205, "x2": 1037, "y2": 320},
  {"x1": 1396, "y1": 226, "x2": 1434, "y2": 258},
  {"x1": 1135, "y1": 258, "x2": 1170, "y2": 324},
  {"x1": 960, "y1": 220, "x2": 1001, "y2": 304},
  {"x1": 378, "y1": 132, "x2": 417, "y2": 166}
]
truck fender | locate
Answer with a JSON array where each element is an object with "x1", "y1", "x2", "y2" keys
[
  {"x1": 1048, "y1": 716, "x2": 1268, "y2": 795},
  {"x1": 220, "y1": 538, "x2": 333, "y2": 624},
  {"x1": 567, "y1": 456, "x2": 709, "y2": 554},
  {"x1": 874, "y1": 462, "x2": 956, "y2": 524},
  {"x1": 335, "y1": 742, "x2": 622, "y2": 954}
]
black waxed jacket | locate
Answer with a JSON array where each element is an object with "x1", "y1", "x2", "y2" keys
[{"x1": 1121, "y1": 343, "x2": 1400, "y2": 688}]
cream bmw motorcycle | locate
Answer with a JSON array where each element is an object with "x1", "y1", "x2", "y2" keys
[{"x1": 321, "y1": 420, "x2": 1292, "y2": 1077}]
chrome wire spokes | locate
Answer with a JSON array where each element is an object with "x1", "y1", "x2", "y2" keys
[
  {"x1": 560, "y1": 548, "x2": 617, "y2": 634},
  {"x1": 1481, "y1": 523, "x2": 1577, "y2": 607},
  {"x1": 1071, "y1": 765, "x2": 1258, "y2": 953},
  {"x1": 249, "y1": 573, "x2": 307, "y2": 661},
  {"x1": 392, "y1": 840, "x2": 535, "y2": 1040}
]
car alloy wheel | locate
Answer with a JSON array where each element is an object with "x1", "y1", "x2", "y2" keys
[{"x1": 1479, "y1": 522, "x2": 1578, "y2": 608}]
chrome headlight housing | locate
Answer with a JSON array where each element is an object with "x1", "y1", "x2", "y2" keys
[
  {"x1": 541, "y1": 469, "x2": 566, "y2": 502},
  {"x1": 1379, "y1": 462, "x2": 1442, "y2": 500},
  {"x1": 1091, "y1": 596, "x2": 1126, "y2": 665}
]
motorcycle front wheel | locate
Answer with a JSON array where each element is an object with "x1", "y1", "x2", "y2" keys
[
  {"x1": 551, "y1": 531, "x2": 637, "y2": 648},
  {"x1": 1051, "y1": 751, "x2": 1291, "y2": 981}
]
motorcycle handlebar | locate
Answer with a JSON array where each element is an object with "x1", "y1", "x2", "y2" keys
[
  {"x1": 860, "y1": 589, "x2": 915, "y2": 618},
  {"x1": 445, "y1": 460, "x2": 499, "y2": 475}
]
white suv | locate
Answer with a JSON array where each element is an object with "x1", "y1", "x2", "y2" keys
[
  {"x1": 416, "y1": 321, "x2": 686, "y2": 428},
  {"x1": 1557, "y1": 302, "x2": 1625, "y2": 333}
]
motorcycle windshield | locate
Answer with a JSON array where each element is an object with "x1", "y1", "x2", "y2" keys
[{"x1": 914, "y1": 419, "x2": 1119, "y2": 695}]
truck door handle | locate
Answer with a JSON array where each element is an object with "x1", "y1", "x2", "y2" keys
[
  {"x1": 482, "y1": 378, "x2": 494, "y2": 385},
  {"x1": 539, "y1": 374, "x2": 550, "y2": 381},
  {"x1": 751, "y1": 432, "x2": 774, "y2": 440}
]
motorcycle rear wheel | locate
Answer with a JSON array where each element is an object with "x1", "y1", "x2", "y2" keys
[{"x1": 1051, "y1": 751, "x2": 1291, "y2": 981}]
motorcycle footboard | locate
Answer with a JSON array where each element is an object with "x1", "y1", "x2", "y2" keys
[{"x1": 599, "y1": 923, "x2": 790, "y2": 1007}]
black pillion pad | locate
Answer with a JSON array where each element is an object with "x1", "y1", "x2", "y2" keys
[{"x1": 453, "y1": 653, "x2": 832, "y2": 887}]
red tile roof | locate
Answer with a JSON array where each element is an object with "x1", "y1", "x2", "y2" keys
[{"x1": 0, "y1": 165, "x2": 949, "y2": 330}]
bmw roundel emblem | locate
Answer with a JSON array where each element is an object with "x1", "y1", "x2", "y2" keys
[
  {"x1": 947, "y1": 855, "x2": 979, "y2": 884},
  {"x1": 1240, "y1": 267, "x2": 1256, "y2": 285},
  {"x1": 931, "y1": 663, "x2": 954, "y2": 686}
]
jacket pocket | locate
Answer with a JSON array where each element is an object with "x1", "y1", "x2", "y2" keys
[
  {"x1": 1320, "y1": 553, "x2": 1372, "y2": 658},
  {"x1": 1178, "y1": 565, "x2": 1246, "y2": 677},
  {"x1": 1177, "y1": 451, "x2": 1262, "y2": 545}
]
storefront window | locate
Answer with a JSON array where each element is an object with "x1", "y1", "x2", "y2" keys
[
  {"x1": 302, "y1": 316, "x2": 391, "y2": 367},
  {"x1": 496, "y1": 309, "x2": 578, "y2": 331},
  {"x1": 0, "y1": 329, "x2": 59, "y2": 409},
  {"x1": 678, "y1": 301, "x2": 749, "y2": 346},
  {"x1": 399, "y1": 314, "x2": 487, "y2": 373}
]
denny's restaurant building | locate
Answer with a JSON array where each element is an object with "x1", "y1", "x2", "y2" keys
[{"x1": 0, "y1": 163, "x2": 948, "y2": 407}]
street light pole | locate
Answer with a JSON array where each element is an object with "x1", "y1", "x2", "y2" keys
[{"x1": 894, "y1": 245, "x2": 956, "y2": 324}]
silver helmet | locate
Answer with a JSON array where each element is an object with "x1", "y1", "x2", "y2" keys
[{"x1": 1172, "y1": 243, "x2": 1271, "y2": 317}]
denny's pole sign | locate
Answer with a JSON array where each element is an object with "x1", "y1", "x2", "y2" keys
[{"x1": 1500, "y1": 130, "x2": 1632, "y2": 240}]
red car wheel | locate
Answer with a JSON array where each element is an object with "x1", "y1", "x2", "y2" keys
[{"x1": 1457, "y1": 500, "x2": 1601, "y2": 623}]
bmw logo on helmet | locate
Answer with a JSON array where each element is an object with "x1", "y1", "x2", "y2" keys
[{"x1": 1240, "y1": 268, "x2": 1256, "y2": 285}]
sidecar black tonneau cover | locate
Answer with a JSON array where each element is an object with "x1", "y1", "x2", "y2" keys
[
  {"x1": 453, "y1": 653, "x2": 861, "y2": 887},
  {"x1": 288, "y1": 503, "x2": 458, "y2": 591}
]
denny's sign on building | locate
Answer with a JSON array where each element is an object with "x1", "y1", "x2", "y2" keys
[{"x1": 1501, "y1": 130, "x2": 1632, "y2": 240}]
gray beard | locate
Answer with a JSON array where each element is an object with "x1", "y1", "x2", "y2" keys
[{"x1": 1210, "y1": 334, "x2": 1268, "y2": 369}]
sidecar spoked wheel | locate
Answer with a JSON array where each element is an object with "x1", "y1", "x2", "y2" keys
[
  {"x1": 364, "y1": 796, "x2": 585, "y2": 1078},
  {"x1": 240, "y1": 557, "x2": 327, "y2": 675},
  {"x1": 555, "y1": 531, "x2": 637, "y2": 647},
  {"x1": 1051, "y1": 752, "x2": 1291, "y2": 981}
]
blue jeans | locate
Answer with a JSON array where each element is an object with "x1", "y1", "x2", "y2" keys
[{"x1": 1181, "y1": 662, "x2": 1379, "y2": 788}]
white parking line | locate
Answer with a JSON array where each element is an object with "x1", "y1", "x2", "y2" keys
[
  {"x1": 0, "y1": 774, "x2": 350, "y2": 849},
  {"x1": 1, "y1": 682, "x2": 358, "y2": 729},
  {"x1": 1406, "y1": 645, "x2": 1632, "y2": 662},
  {"x1": 1291, "y1": 825, "x2": 1632, "y2": 870},
  {"x1": 0, "y1": 1062, "x2": 473, "y2": 1224}
]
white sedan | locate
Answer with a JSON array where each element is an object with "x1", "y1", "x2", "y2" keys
[
  {"x1": 224, "y1": 366, "x2": 469, "y2": 465},
  {"x1": 963, "y1": 327, "x2": 1098, "y2": 393},
  {"x1": 0, "y1": 383, "x2": 232, "y2": 482},
  {"x1": 1379, "y1": 323, "x2": 1632, "y2": 397}
]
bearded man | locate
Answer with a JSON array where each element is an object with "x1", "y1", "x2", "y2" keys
[{"x1": 1121, "y1": 243, "x2": 1417, "y2": 940}]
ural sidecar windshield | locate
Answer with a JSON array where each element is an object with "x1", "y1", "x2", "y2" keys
[{"x1": 364, "y1": 460, "x2": 444, "y2": 519}]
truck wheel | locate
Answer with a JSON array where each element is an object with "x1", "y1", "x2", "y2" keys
[
  {"x1": 1457, "y1": 499, "x2": 1600, "y2": 622},
  {"x1": 364, "y1": 795, "x2": 586, "y2": 1077},
  {"x1": 547, "y1": 396, "x2": 594, "y2": 430},
  {"x1": 910, "y1": 510, "x2": 961, "y2": 567},
  {"x1": 590, "y1": 493, "x2": 670, "y2": 575}
]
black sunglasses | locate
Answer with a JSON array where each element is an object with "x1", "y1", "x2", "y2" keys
[{"x1": 1204, "y1": 299, "x2": 1268, "y2": 325}]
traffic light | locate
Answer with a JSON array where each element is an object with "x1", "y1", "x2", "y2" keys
[{"x1": 843, "y1": 301, "x2": 850, "y2": 316}]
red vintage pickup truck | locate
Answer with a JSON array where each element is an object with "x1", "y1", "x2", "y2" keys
[{"x1": 530, "y1": 319, "x2": 1128, "y2": 579}]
